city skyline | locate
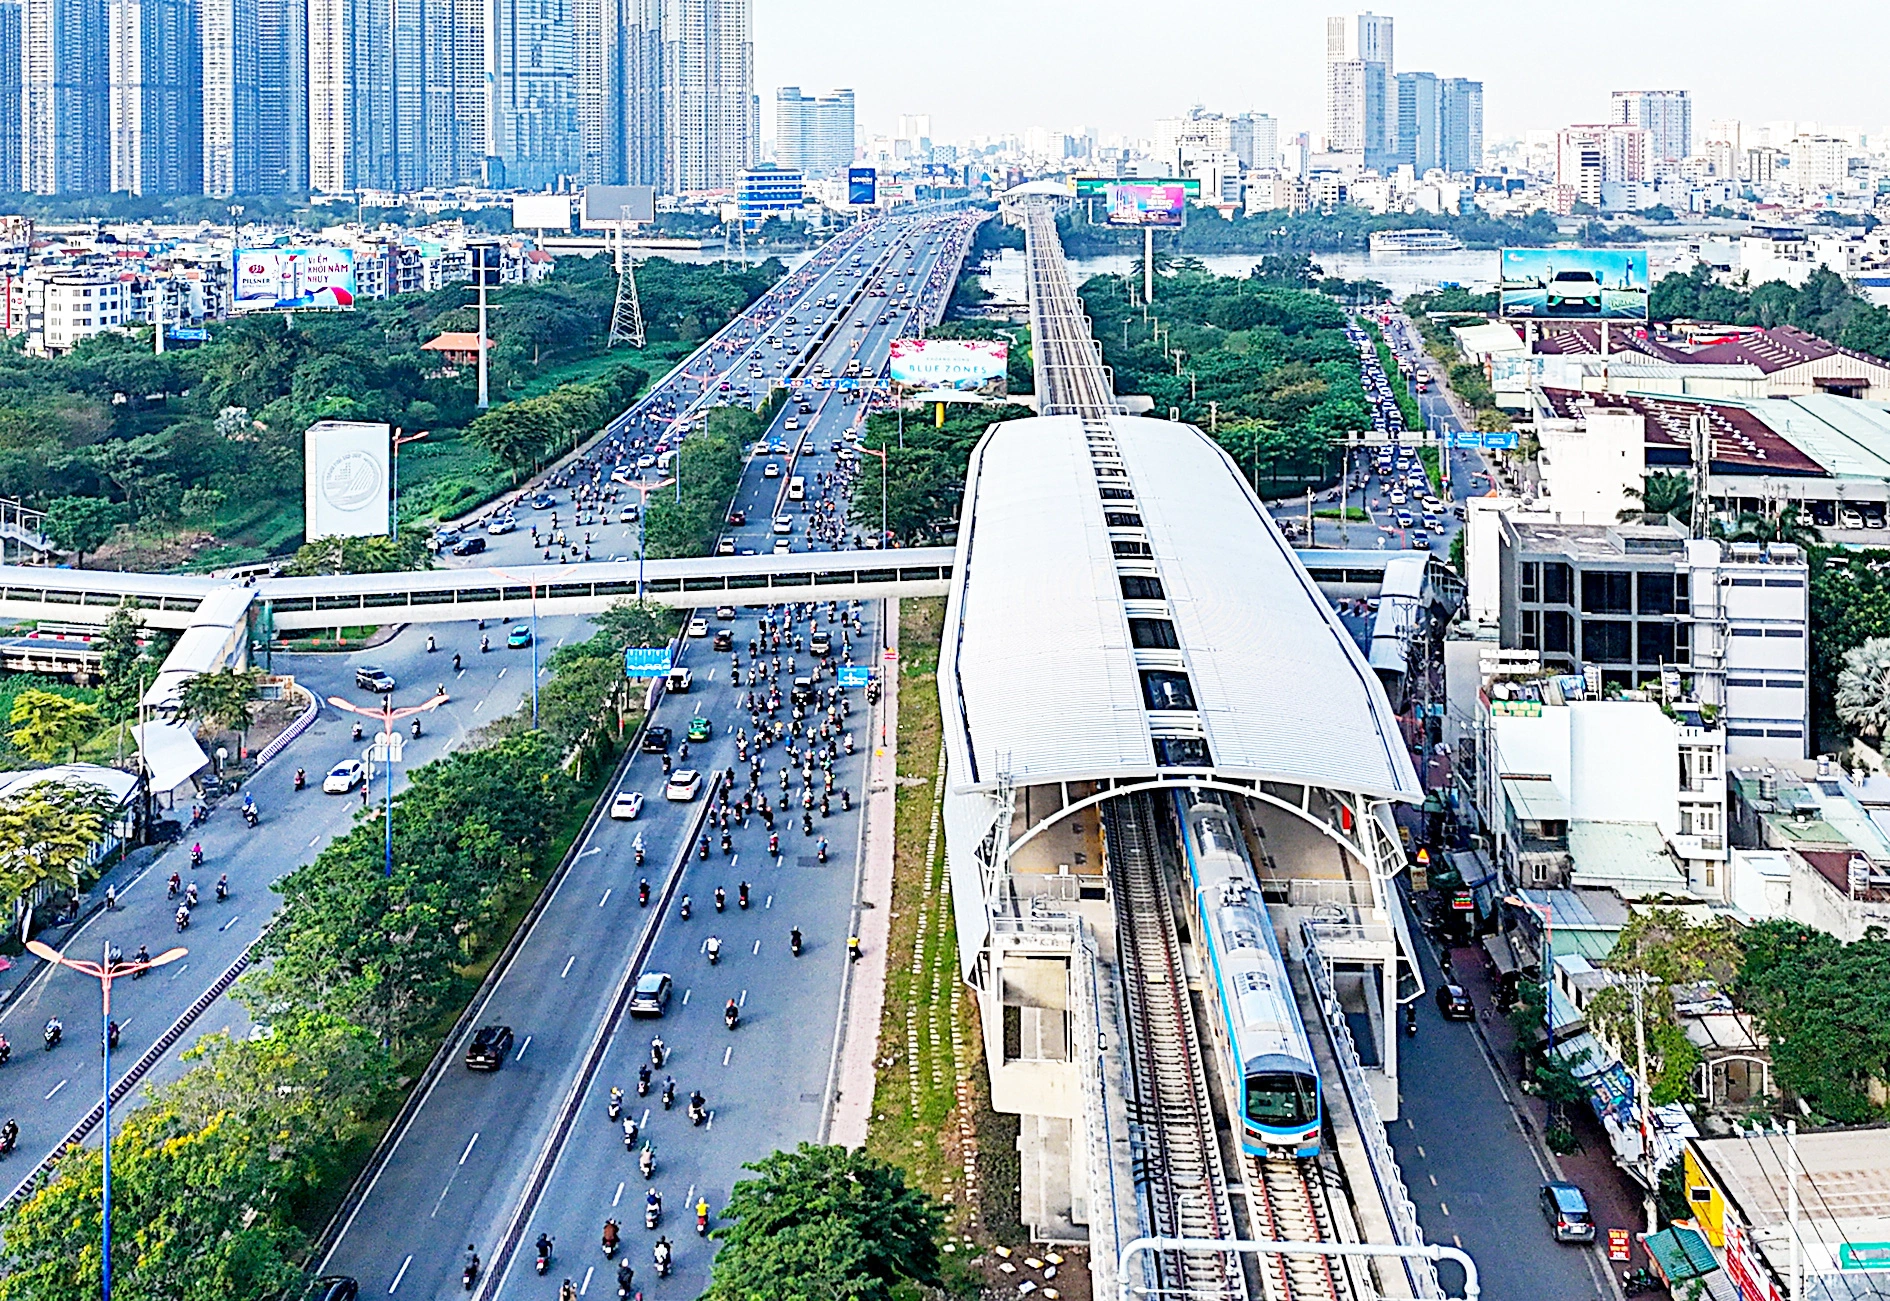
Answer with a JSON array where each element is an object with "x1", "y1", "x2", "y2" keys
[{"x1": 753, "y1": 0, "x2": 1890, "y2": 143}]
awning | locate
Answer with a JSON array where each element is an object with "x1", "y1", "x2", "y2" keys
[
  {"x1": 1645, "y1": 1226, "x2": 1720, "y2": 1284},
  {"x1": 1482, "y1": 934, "x2": 1519, "y2": 976},
  {"x1": 131, "y1": 721, "x2": 210, "y2": 793}
]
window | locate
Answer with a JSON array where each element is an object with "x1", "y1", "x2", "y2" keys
[
  {"x1": 1112, "y1": 539, "x2": 1151, "y2": 558},
  {"x1": 1120, "y1": 575, "x2": 1164, "y2": 600},
  {"x1": 1543, "y1": 562, "x2": 1573, "y2": 604},
  {"x1": 1582, "y1": 571, "x2": 1633, "y2": 614},
  {"x1": 1638, "y1": 572, "x2": 1676, "y2": 615},
  {"x1": 1155, "y1": 738, "x2": 1212, "y2": 767},
  {"x1": 1520, "y1": 562, "x2": 1540, "y2": 602},
  {"x1": 1637, "y1": 621, "x2": 1675, "y2": 665},
  {"x1": 1129, "y1": 617, "x2": 1180, "y2": 649},
  {"x1": 1520, "y1": 610, "x2": 1540, "y2": 650},
  {"x1": 1099, "y1": 487, "x2": 1134, "y2": 501},
  {"x1": 1545, "y1": 611, "x2": 1573, "y2": 654},
  {"x1": 1105, "y1": 511, "x2": 1143, "y2": 528},
  {"x1": 1582, "y1": 619, "x2": 1631, "y2": 663},
  {"x1": 1246, "y1": 1071, "x2": 1317, "y2": 1127},
  {"x1": 1140, "y1": 670, "x2": 1196, "y2": 711}
]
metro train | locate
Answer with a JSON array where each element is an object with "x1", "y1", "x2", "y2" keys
[{"x1": 1175, "y1": 793, "x2": 1324, "y2": 1159}]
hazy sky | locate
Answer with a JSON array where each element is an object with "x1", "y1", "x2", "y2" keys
[{"x1": 754, "y1": 0, "x2": 1890, "y2": 145}]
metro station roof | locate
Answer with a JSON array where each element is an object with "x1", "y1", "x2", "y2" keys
[{"x1": 941, "y1": 414, "x2": 1420, "y2": 802}]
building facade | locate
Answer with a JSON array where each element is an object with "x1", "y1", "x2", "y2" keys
[
  {"x1": 485, "y1": 0, "x2": 577, "y2": 189},
  {"x1": 24, "y1": 0, "x2": 110, "y2": 194},
  {"x1": 659, "y1": 0, "x2": 751, "y2": 193},
  {"x1": 1440, "y1": 77, "x2": 1482, "y2": 173},
  {"x1": 107, "y1": 0, "x2": 201, "y2": 194},
  {"x1": 1395, "y1": 71, "x2": 1438, "y2": 172},
  {"x1": 574, "y1": 0, "x2": 661, "y2": 186},
  {"x1": 774, "y1": 86, "x2": 851, "y2": 179},
  {"x1": 1610, "y1": 89, "x2": 1691, "y2": 166},
  {"x1": 200, "y1": 0, "x2": 256, "y2": 196},
  {"x1": 0, "y1": 1, "x2": 21, "y2": 190},
  {"x1": 253, "y1": 0, "x2": 304, "y2": 192},
  {"x1": 1324, "y1": 10, "x2": 1393, "y2": 168},
  {"x1": 1556, "y1": 123, "x2": 1648, "y2": 210}
]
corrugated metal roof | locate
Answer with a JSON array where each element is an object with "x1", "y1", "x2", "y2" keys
[{"x1": 940, "y1": 414, "x2": 1418, "y2": 800}]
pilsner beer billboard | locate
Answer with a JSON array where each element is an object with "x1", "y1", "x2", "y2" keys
[
  {"x1": 889, "y1": 339, "x2": 1008, "y2": 398},
  {"x1": 232, "y1": 246, "x2": 358, "y2": 312}
]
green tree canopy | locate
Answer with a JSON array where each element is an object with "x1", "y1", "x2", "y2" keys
[
  {"x1": 7, "y1": 689, "x2": 101, "y2": 763},
  {"x1": 178, "y1": 666, "x2": 263, "y2": 743},
  {"x1": 41, "y1": 495, "x2": 122, "y2": 566}
]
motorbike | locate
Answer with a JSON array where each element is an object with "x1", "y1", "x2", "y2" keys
[
  {"x1": 243, "y1": 805, "x2": 259, "y2": 828},
  {"x1": 622, "y1": 1119, "x2": 638, "y2": 1151},
  {"x1": 617, "y1": 1261, "x2": 636, "y2": 1298},
  {"x1": 411, "y1": 718, "x2": 422, "y2": 739},
  {"x1": 176, "y1": 906, "x2": 190, "y2": 932},
  {"x1": 714, "y1": 887, "x2": 725, "y2": 912},
  {"x1": 790, "y1": 928, "x2": 802, "y2": 957},
  {"x1": 653, "y1": 1241, "x2": 672, "y2": 1279},
  {"x1": 650, "y1": 1038, "x2": 666, "y2": 1068},
  {"x1": 103, "y1": 1021, "x2": 119, "y2": 1052},
  {"x1": 462, "y1": 1255, "x2": 479, "y2": 1291},
  {"x1": 43, "y1": 1020, "x2": 61, "y2": 1051},
  {"x1": 661, "y1": 1078, "x2": 675, "y2": 1110},
  {"x1": 1623, "y1": 1269, "x2": 1662, "y2": 1297},
  {"x1": 696, "y1": 1204, "x2": 709, "y2": 1237},
  {"x1": 293, "y1": 768, "x2": 306, "y2": 791},
  {"x1": 1403, "y1": 1004, "x2": 1418, "y2": 1037},
  {"x1": 215, "y1": 876, "x2": 229, "y2": 902},
  {"x1": 706, "y1": 938, "x2": 721, "y2": 965},
  {"x1": 638, "y1": 879, "x2": 649, "y2": 906},
  {"x1": 0, "y1": 1122, "x2": 16, "y2": 1155},
  {"x1": 817, "y1": 839, "x2": 828, "y2": 864},
  {"x1": 186, "y1": 883, "x2": 199, "y2": 907},
  {"x1": 724, "y1": 1002, "x2": 739, "y2": 1031},
  {"x1": 679, "y1": 896, "x2": 691, "y2": 921},
  {"x1": 481, "y1": 636, "x2": 491, "y2": 653},
  {"x1": 688, "y1": 1098, "x2": 706, "y2": 1128},
  {"x1": 0, "y1": 1037, "x2": 10, "y2": 1065},
  {"x1": 738, "y1": 882, "x2": 749, "y2": 910},
  {"x1": 643, "y1": 1195, "x2": 661, "y2": 1231},
  {"x1": 352, "y1": 721, "x2": 364, "y2": 741},
  {"x1": 535, "y1": 1236, "x2": 553, "y2": 1276},
  {"x1": 608, "y1": 1088, "x2": 623, "y2": 1121},
  {"x1": 603, "y1": 1219, "x2": 622, "y2": 1258},
  {"x1": 639, "y1": 1143, "x2": 655, "y2": 1178},
  {"x1": 697, "y1": 837, "x2": 709, "y2": 861},
  {"x1": 637, "y1": 1064, "x2": 651, "y2": 1096}
]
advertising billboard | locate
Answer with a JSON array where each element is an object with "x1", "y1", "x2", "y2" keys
[
  {"x1": 1104, "y1": 182, "x2": 1188, "y2": 228},
  {"x1": 848, "y1": 167, "x2": 878, "y2": 206},
  {"x1": 512, "y1": 194, "x2": 573, "y2": 230},
  {"x1": 888, "y1": 338, "x2": 1008, "y2": 398},
  {"x1": 231, "y1": 246, "x2": 358, "y2": 312},
  {"x1": 581, "y1": 185, "x2": 656, "y2": 228},
  {"x1": 1074, "y1": 176, "x2": 1201, "y2": 200},
  {"x1": 304, "y1": 421, "x2": 390, "y2": 540},
  {"x1": 1499, "y1": 247, "x2": 1650, "y2": 320}
]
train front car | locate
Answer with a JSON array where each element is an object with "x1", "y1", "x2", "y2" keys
[{"x1": 1178, "y1": 795, "x2": 1324, "y2": 1159}]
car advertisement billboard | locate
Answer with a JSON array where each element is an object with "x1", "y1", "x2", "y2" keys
[
  {"x1": 1104, "y1": 182, "x2": 1188, "y2": 228},
  {"x1": 232, "y1": 246, "x2": 358, "y2": 312},
  {"x1": 1499, "y1": 248, "x2": 1649, "y2": 320},
  {"x1": 888, "y1": 338, "x2": 1008, "y2": 398},
  {"x1": 1075, "y1": 176, "x2": 1201, "y2": 200},
  {"x1": 304, "y1": 420, "x2": 389, "y2": 539},
  {"x1": 848, "y1": 167, "x2": 878, "y2": 206}
]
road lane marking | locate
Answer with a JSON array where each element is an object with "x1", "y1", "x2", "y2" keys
[
  {"x1": 1440, "y1": 1202, "x2": 1450, "y2": 1216},
  {"x1": 613, "y1": 1181, "x2": 625, "y2": 1207},
  {"x1": 170, "y1": 963, "x2": 189, "y2": 980},
  {"x1": 639, "y1": 1107, "x2": 649, "y2": 1126},
  {"x1": 561, "y1": 955, "x2": 576, "y2": 979},
  {"x1": 723, "y1": 1045, "x2": 732, "y2": 1066},
  {"x1": 44, "y1": 1079, "x2": 66, "y2": 1100},
  {"x1": 598, "y1": 888, "x2": 612, "y2": 907},
  {"x1": 705, "y1": 1110, "x2": 713, "y2": 1130},
  {"x1": 473, "y1": 699, "x2": 484, "y2": 712},
  {"x1": 580, "y1": 1266, "x2": 594, "y2": 1295},
  {"x1": 497, "y1": 668, "x2": 507, "y2": 679},
  {"x1": 765, "y1": 894, "x2": 773, "y2": 909},
  {"x1": 752, "y1": 939, "x2": 760, "y2": 955},
  {"x1": 738, "y1": 989, "x2": 747, "y2": 1007},
  {"x1": 515, "y1": 1035, "x2": 531, "y2": 1061},
  {"x1": 460, "y1": 1132, "x2": 480, "y2": 1164},
  {"x1": 578, "y1": 847, "x2": 601, "y2": 859},
  {"x1": 309, "y1": 836, "x2": 321, "y2": 847},
  {"x1": 1416, "y1": 1145, "x2": 1425, "y2": 1158},
  {"x1": 681, "y1": 989, "x2": 689, "y2": 1005},
  {"x1": 218, "y1": 912, "x2": 243, "y2": 932},
  {"x1": 1429, "y1": 1174, "x2": 1437, "y2": 1186},
  {"x1": 388, "y1": 1255, "x2": 412, "y2": 1292}
]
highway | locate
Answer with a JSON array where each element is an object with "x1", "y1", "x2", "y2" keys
[{"x1": 316, "y1": 211, "x2": 980, "y2": 1300}]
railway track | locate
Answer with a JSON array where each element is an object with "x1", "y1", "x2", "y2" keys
[
  {"x1": 1104, "y1": 792, "x2": 1246, "y2": 1301},
  {"x1": 1246, "y1": 1153, "x2": 1356, "y2": 1301}
]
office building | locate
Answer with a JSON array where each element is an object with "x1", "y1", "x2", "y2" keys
[
  {"x1": 1395, "y1": 71, "x2": 1438, "y2": 171},
  {"x1": 200, "y1": 0, "x2": 255, "y2": 196},
  {"x1": 24, "y1": 0, "x2": 110, "y2": 194},
  {"x1": 485, "y1": 0, "x2": 577, "y2": 189},
  {"x1": 661, "y1": 0, "x2": 753, "y2": 194},
  {"x1": 253, "y1": 0, "x2": 304, "y2": 192},
  {"x1": 1556, "y1": 123, "x2": 1648, "y2": 210},
  {"x1": 736, "y1": 162, "x2": 800, "y2": 221},
  {"x1": 1440, "y1": 77, "x2": 1482, "y2": 173},
  {"x1": 1611, "y1": 89, "x2": 1691, "y2": 165},
  {"x1": 1325, "y1": 11, "x2": 1394, "y2": 168},
  {"x1": 1155, "y1": 107, "x2": 1265, "y2": 174},
  {"x1": 108, "y1": 0, "x2": 201, "y2": 194},
  {"x1": 774, "y1": 86, "x2": 852, "y2": 178},
  {"x1": 0, "y1": 2, "x2": 21, "y2": 190}
]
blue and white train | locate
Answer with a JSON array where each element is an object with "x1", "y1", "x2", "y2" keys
[{"x1": 1175, "y1": 793, "x2": 1323, "y2": 1159}]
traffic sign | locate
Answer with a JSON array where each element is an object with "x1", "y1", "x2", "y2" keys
[
  {"x1": 624, "y1": 647, "x2": 673, "y2": 678},
  {"x1": 838, "y1": 665, "x2": 871, "y2": 688},
  {"x1": 366, "y1": 733, "x2": 403, "y2": 763},
  {"x1": 883, "y1": 648, "x2": 898, "y2": 662},
  {"x1": 1607, "y1": 1229, "x2": 1632, "y2": 1263}
]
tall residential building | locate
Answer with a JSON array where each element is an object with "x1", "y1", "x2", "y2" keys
[
  {"x1": 200, "y1": 0, "x2": 256, "y2": 196},
  {"x1": 1557, "y1": 123, "x2": 1648, "y2": 209},
  {"x1": 0, "y1": 1, "x2": 21, "y2": 190},
  {"x1": 1441, "y1": 77, "x2": 1482, "y2": 173},
  {"x1": 1611, "y1": 89, "x2": 1691, "y2": 166},
  {"x1": 575, "y1": 0, "x2": 659, "y2": 185},
  {"x1": 1324, "y1": 11, "x2": 1393, "y2": 167},
  {"x1": 253, "y1": 0, "x2": 305, "y2": 192},
  {"x1": 23, "y1": 0, "x2": 110, "y2": 193},
  {"x1": 307, "y1": 0, "x2": 387, "y2": 191},
  {"x1": 418, "y1": 0, "x2": 482, "y2": 187},
  {"x1": 774, "y1": 85, "x2": 852, "y2": 178},
  {"x1": 1395, "y1": 71, "x2": 1438, "y2": 171},
  {"x1": 660, "y1": 0, "x2": 752, "y2": 194},
  {"x1": 1155, "y1": 107, "x2": 1263, "y2": 173},
  {"x1": 1246, "y1": 112, "x2": 1278, "y2": 171},
  {"x1": 485, "y1": 0, "x2": 577, "y2": 189},
  {"x1": 108, "y1": 0, "x2": 201, "y2": 194}
]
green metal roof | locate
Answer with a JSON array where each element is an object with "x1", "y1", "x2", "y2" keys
[{"x1": 1646, "y1": 1226, "x2": 1719, "y2": 1283}]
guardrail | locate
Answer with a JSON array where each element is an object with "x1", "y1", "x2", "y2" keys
[
  {"x1": 253, "y1": 682, "x2": 319, "y2": 769},
  {"x1": 1301, "y1": 920, "x2": 1443, "y2": 1301}
]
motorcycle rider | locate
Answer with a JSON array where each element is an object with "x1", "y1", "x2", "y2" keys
[
  {"x1": 602, "y1": 1217, "x2": 622, "y2": 1256},
  {"x1": 653, "y1": 1237, "x2": 673, "y2": 1277},
  {"x1": 724, "y1": 998, "x2": 739, "y2": 1030},
  {"x1": 790, "y1": 926, "x2": 803, "y2": 956},
  {"x1": 705, "y1": 935, "x2": 722, "y2": 964},
  {"x1": 535, "y1": 1232, "x2": 554, "y2": 1270}
]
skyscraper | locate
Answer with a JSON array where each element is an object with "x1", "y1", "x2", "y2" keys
[
  {"x1": 660, "y1": 0, "x2": 752, "y2": 194},
  {"x1": 1441, "y1": 78, "x2": 1482, "y2": 173},
  {"x1": 108, "y1": 0, "x2": 201, "y2": 194},
  {"x1": 1325, "y1": 11, "x2": 1393, "y2": 168},
  {"x1": 576, "y1": 0, "x2": 659, "y2": 186},
  {"x1": 253, "y1": 0, "x2": 305, "y2": 192},
  {"x1": 23, "y1": 0, "x2": 110, "y2": 194},
  {"x1": 774, "y1": 86, "x2": 852, "y2": 178},
  {"x1": 0, "y1": 1, "x2": 22, "y2": 190},
  {"x1": 418, "y1": 0, "x2": 482, "y2": 187},
  {"x1": 486, "y1": 0, "x2": 578, "y2": 189},
  {"x1": 1395, "y1": 71, "x2": 1439, "y2": 172},
  {"x1": 307, "y1": 0, "x2": 391, "y2": 191},
  {"x1": 1611, "y1": 89, "x2": 1690, "y2": 166},
  {"x1": 200, "y1": 0, "x2": 256, "y2": 196}
]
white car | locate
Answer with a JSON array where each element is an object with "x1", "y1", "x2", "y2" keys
[
  {"x1": 764, "y1": 462, "x2": 781, "y2": 478},
  {"x1": 323, "y1": 760, "x2": 367, "y2": 794},
  {"x1": 773, "y1": 516, "x2": 793, "y2": 535},
  {"x1": 486, "y1": 516, "x2": 517, "y2": 535},
  {"x1": 773, "y1": 538, "x2": 792, "y2": 554},
  {"x1": 610, "y1": 790, "x2": 646, "y2": 820},
  {"x1": 665, "y1": 769, "x2": 703, "y2": 802},
  {"x1": 687, "y1": 616, "x2": 708, "y2": 637}
]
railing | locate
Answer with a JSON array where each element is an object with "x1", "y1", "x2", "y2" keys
[
  {"x1": 1301, "y1": 921, "x2": 1443, "y2": 1301},
  {"x1": 1069, "y1": 920, "x2": 1123, "y2": 1301}
]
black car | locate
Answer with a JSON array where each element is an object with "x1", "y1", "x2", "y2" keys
[
  {"x1": 1435, "y1": 984, "x2": 1474, "y2": 1021},
  {"x1": 465, "y1": 1024, "x2": 514, "y2": 1071},
  {"x1": 641, "y1": 725, "x2": 672, "y2": 753},
  {"x1": 451, "y1": 535, "x2": 487, "y2": 556},
  {"x1": 712, "y1": 629, "x2": 734, "y2": 652},
  {"x1": 628, "y1": 971, "x2": 673, "y2": 1018},
  {"x1": 790, "y1": 676, "x2": 814, "y2": 705},
  {"x1": 809, "y1": 630, "x2": 831, "y2": 656},
  {"x1": 355, "y1": 666, "x2": 396, "y2": 693},
  {"x1": 301, "y1": 1278, "x2": 359, "y2": 1301}
]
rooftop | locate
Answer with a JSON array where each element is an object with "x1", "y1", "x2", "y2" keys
[
  {"x1": 1538, "y1": 389, "x2": 1827, "y2": 476},
  {"x1": 1568, "y1": 820, "x2": 1689, "y2": 896},
  {"x1": 1507, "y1": 517, "x2": 1690, "y2": 562}
]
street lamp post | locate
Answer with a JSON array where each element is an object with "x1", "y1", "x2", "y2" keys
[
  {"x1": 325, "y1": 690, "x2": 450, "y2": 875},
  {"x1": 389, "y1": 428, "x2": 429, "y2": 541},
  {"x1": 25, "y1": 938, "x2": 187, "y2": 1301}
]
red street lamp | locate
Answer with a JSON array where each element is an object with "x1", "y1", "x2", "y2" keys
[
  {"x1": 25, "y1": 938, "x2": 187, "y2": 1301},
  {"x1": 326, "y1": 690, "x2": 449, "y2": 876}
]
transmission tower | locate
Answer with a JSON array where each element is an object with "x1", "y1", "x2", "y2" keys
[{"x1": 608, "y1": 222, "x2": 645, "y2": 349}]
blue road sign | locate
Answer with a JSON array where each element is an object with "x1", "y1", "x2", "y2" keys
[
  {"x1": 624, "y1": 646, "x2": 673, "y2": 678},
  {"x1": 837, "y1": 665, "x2": 871, "y2": 688},
  {"x1": 1480, "y1": 430, "x2": 1519, "y2": 450}
]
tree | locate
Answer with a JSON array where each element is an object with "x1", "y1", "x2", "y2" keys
[
  {"x1": 0, "y1": 779, "x2": 120, "y2": 940},
  {"x1": 41, "y1": 495, "x2": 121, "y2": 567},
  {"x1": 592, "y1": 599, "x2": 678, "y2": 652},
  {"x1": 1620, "y1": 470, "x2": 1694, "y2": 524},
  {"x1": 705, "y1": 1144, "x2": 943, "y2": 1301},
  {"x1": 1738, "y1": 919, "x2": 1890, "y2": 1121},
  {"x1": 95, "y1": 605, "x2": 152, "y2": 722},
  {"x1": 283, "y1": 533, "x2": 430, "y2": 576},
  {"x1": 1837, "y1": 637, "x2": 1890, "y2": 738},
  {"x1": 7, "y1": 688, "x2": 101, "y2": 762},
  {"x1": 178, "y1": 666, "x2": 263, "y2": 748},
  {"x1": 1716, "y1": 503, "x2": 1821, "y2": 550},
  {"x1": 178, "y1": 484, "x2": 226, "y2": 525}
]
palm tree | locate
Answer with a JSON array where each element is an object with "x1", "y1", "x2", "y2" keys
[
  {"x1": 1713, "y1": 503, "x2": 1821, "y2": 549},
  {"x1": 1619, "y1": 471, "x2": 1695, "y2": 524},
  {"x1": 1838, "y1": 637, "x2": 1890, "y2": 739}
]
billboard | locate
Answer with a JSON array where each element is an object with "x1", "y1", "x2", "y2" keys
[
  {"x1": 1074, "y1": 176, "x2": 1201, "y2": 200},
  {"x1": 888, "y1": 338, "x2": 1008, "y2": 398},
  {"x1": 1104, "y1": 182, "x2": 1188, "y2": 228},
  {"x1": 304, "y1": 421, "x2": 390, "y2": 539},
  {"x1": 581, "y1": 185, "x2": 656, "y2": 227},
  {"x1": 848, "y1": 167, "x2": 878, "y2": 206},
  {"x1": 512, "y1": 194, "x2": 573, "y2": 230},
  {"x1": 1499, "y1": 247, "x2": 1650, "y2": 320},
  {"x1": 231, "y1": 246, "x2": 358, "y2": 312}
]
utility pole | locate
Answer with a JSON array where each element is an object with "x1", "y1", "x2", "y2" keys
[
  {"x1": 1632, "y1": 977, "x2": 1657, "y2": 1236},
  {"x1": 1143, "y1": 226, "x2": 1155, "y2": 305},
  {"x1": 474, "y1": 246, "x2": 495, "y2": 410},
  {"x1": 1788, "y1": 1118, "x2": 1801, "y2": 1301},
  {"x1": 1690, "y1": 410, "x2": 1710, "y2": 539}
]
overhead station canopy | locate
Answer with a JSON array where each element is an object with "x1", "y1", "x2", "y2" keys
[{"x1": 941, "y1": 414, "x2": 1420, "y2": 802}]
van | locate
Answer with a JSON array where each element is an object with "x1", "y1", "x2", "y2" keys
[
  {"x1": 1540, "y1": 1182, "x2": 1594, "y2": 1243},
  {"x1": 666, "y1": 666, "x2": 693, "y2": 694},
  {"x1": 656, "y1": 450, "x2": 675, "y2": 473},
  {"x1": 788, "y1": 476, "x2": 805, "y2": 502}
]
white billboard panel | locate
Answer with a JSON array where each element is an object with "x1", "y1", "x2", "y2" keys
[
  {"x1": 305, "y1": 421, "x2": 390, "y2": 540},
  {"x1": 231, "y1": 246, "x2": 358, "y2": 312},
  {"x1": 581, "y1": 185, "x2": 657, "y2": 228},
  {"x1": 888, "y1": 338, "x2": 1008, "y2": 397},
  {"x1": 512, "y1": 194, "x2": 574, "y2": 230}
]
